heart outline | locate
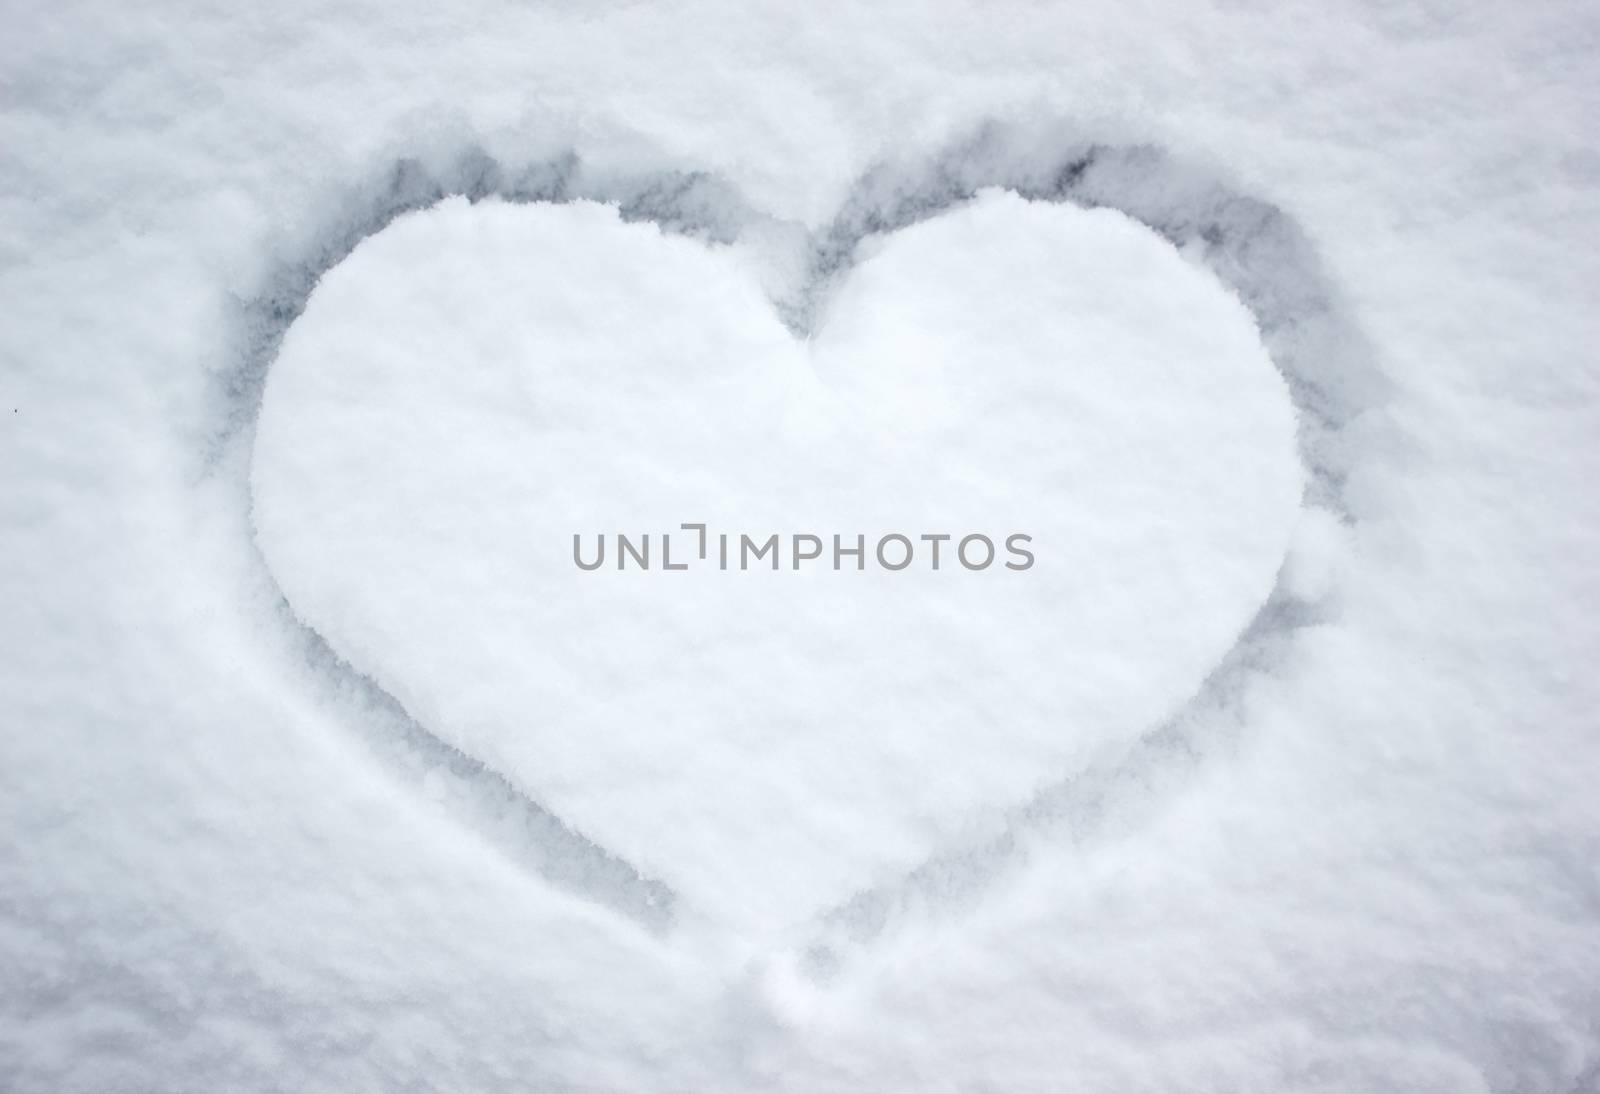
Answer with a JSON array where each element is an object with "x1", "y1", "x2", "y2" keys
[{"x1": 218, "y1": 123, "x2": 1386, "y2": 949}]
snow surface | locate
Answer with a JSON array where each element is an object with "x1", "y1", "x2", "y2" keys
[{"x1": 4, "y1": 1, "x2": 1599, "y2": 1092}]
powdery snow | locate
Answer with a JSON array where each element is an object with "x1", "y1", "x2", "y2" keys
[{"x1": 3, "y1": 1, "x2": 1598, "y2": 1091}]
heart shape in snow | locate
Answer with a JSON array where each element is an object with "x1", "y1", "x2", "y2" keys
[{"x1": 251, "y1": 188, "x2": 1301, "y2": 933}]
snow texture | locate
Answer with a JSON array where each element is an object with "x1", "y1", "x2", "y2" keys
[{"x1": 3, "y1": 1, "x2": 1598, "y2": 1092}]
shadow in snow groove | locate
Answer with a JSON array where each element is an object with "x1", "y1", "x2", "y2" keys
[{"x1": 215, "y1": 121, "x2": 1386, "y2": 942}]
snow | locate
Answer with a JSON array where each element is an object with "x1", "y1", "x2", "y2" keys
[{"x1": 4, "y1": 1, "x2": 1599, "y2": 1091}]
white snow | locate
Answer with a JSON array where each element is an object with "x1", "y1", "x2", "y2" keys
[{"x1": 3, "y1": 1, "x2": 1598, "y2": 1091}]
